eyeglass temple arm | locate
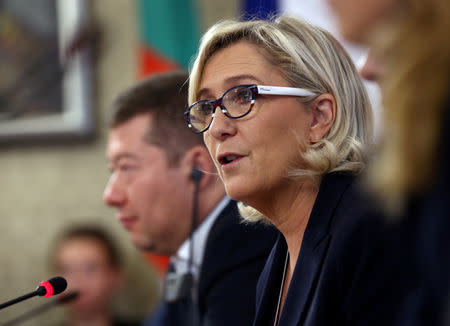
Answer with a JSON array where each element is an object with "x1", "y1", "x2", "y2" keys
[{"x1": 256, "y1": 85, "x2": 314, "y2": 97}]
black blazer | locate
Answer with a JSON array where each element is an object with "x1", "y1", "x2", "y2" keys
[
  {"x1": 145, "y1": 200, "x2": 279, "y2": 326},
  {"x1": 357, "y1": 98, "x2": 450, "y2": 326},
  {"x1": 396, "y1": 99, "x2": 450, "y2": 326},
  {"x1": 253, "y1": 173, "x2": 387, "y2": 326}
]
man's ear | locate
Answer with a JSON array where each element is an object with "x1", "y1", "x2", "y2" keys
[
  {"x1": 309, "y1": 94, "x2": 336, "y2": 143},
  {"x1": 179, "y1": 145, "x2": 217, "y2": 188}
]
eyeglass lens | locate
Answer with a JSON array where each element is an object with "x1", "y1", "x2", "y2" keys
[{"x1": 188, "y1": 85, "x2": 254, "y2": 133}]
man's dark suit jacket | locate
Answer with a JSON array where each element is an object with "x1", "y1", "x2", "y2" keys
[
  {"x1": 253, "y1": 173, "x2": 387, "y2": 326},
  {"x1": 145, "y1": 199, "x2": 279, "y2": 326}
]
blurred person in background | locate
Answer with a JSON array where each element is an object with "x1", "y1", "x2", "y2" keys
[
  {"x1": 330, "y1": 0, "x2": 450, "y2": 324},
  {"x1": 185, "y1": 15, "x2": 388, "y2": 325},
  {"x1": 51, "y1": 225, "x2": 140, "y2": 326},
  {"x1": 358, "y1": 50, "x2": 384, "y2": 83},
  {"x1": 103, "y1": 70, "x2": 278, "y2": 326}
]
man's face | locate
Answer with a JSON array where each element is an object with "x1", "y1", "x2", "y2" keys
[
  {"x1": 54, "y1": 238, "x2": 121, "y2": 315},
  {"x1": 103, "y1": 113, "x2": 192, "y2": 255}
]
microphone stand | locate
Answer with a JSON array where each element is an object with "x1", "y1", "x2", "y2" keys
[
  {"x1": 2, "y1": 300, "x2": 55, "y2": 326},
  {"x1": 0, "y1": 288, "x2": 46, "y2": 311},
  {"x1": 0, "y1": 276, "x2": 67, "y2": 312},
  {"x1": 1, "y1": 292, "x2": 78, "y2": 326}
]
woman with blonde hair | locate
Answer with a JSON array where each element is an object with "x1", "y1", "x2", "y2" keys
[
  {"x1": 185, "y1": 15, "x2": 385, "y2": 325},
  {"x1": 331, "y1": 0, "x2": 450, "y2": 324}
]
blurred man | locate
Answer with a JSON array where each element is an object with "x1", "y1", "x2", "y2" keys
[
  {"x1": 103, "y1": 70, "x2": 277, "y2": 326},
  {"x1": 52, "y1": 225, "x2": 139, "y2": 326}
]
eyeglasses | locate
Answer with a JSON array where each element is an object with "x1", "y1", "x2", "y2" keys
[{"x1": 184, "y1": 84, "x2": 315, "y2": 133}]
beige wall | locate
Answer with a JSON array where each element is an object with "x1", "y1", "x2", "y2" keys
[
  {"x1": 0, "y1": 0, "x2": 238, "y2": 325},
  {"x1": 0, "y1": 1, "x2": 157, "y2": 325},
  {"x1": 198, "y1": 0, "x2": 239, "y2": 29}
]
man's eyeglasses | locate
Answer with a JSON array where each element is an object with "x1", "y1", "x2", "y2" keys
[{"x1": 184, "y1": 84, "x2": 315, "y2": 133}]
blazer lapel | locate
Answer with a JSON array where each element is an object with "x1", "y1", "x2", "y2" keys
[
  {"x1": 279, "y1": 173, "x2": 353, "y2": 325},
  {"x1": 253, "y1": 234, "x2": 288, "y2": 325}
]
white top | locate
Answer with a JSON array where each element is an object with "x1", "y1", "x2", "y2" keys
[{"x1": 170, "y1": 196, "x2": 231, "y2": 282}]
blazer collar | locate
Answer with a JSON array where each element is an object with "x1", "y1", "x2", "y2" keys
[
  {"x1": 253, "y1": 234, "x2": 288, "y2": 325},
  {"x1": 282, "y1": 173, "x2": 353, "y2": 325},
  {"x1": 255, "y1": 173, "x2": 354, "y2": 326},
  {"x1": 300, "y1": 173, "x2": 353, "y2": 250}
]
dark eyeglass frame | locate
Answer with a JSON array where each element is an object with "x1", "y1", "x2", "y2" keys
[{"x1": 184, "y1": 84, "x2": 315, "y2": 134}]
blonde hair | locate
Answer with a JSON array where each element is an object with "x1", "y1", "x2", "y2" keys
[
  {"x1": 369, "y1": 0, "x2": 450, "y2": 215},
  {"x1": 189, "y1": 16, "x2": 373, "y2": 222}
]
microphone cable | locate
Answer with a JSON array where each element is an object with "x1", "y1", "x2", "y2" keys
[{"x1": 188, "y1": 169, "x2": 202, "y2": 326}]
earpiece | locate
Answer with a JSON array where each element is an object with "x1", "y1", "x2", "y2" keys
[{"x1": 191, "y1": 168, "x2": 203, "y2": 184}]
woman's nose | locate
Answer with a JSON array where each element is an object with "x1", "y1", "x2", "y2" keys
[{"x1": 208, "y1": 108, "x2": 237, "y2": 140}]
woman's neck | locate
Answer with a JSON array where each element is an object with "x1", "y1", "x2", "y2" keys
[
  {"x1": 261, "y1": 178, "x2": 319, "y2": 274},
  {"x1": 274, "y1": 180, "x2": 319, "y2": 318}
]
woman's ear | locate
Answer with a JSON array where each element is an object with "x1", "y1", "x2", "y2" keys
[{"x1": 309, "y1": 94, "x2": 336, "y2": 143}]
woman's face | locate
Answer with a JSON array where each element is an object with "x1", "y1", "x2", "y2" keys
[
  {"x1": 328, "y1": 0, "x2": 400, "y2": 44},
  {"x1": 201, "y1": 41, "x2": 313, "y2": 209}
]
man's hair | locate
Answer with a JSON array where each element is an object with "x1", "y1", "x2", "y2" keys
[
  {"x1": 51, "y1": 225, "x2": 121, "y2": 269},
  {"x1": 108, "y1": 70, "x2": 204, "y2": 165}
]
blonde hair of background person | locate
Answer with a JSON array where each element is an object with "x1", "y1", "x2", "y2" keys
[
  {"x1": 188, "y1": 16, "x2": 374, "y2": 222},
  {"x1": 368, "y1": 0, "x2": 450, "y2": 214}
]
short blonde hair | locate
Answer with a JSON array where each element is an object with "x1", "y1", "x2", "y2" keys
[{"x1": 189, "y1": 16, "x2": 373, "y2": 222}]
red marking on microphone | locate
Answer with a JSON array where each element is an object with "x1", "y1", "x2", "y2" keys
[{"x1": 39, "y1": 281, "x2": 53, "y2": 298}]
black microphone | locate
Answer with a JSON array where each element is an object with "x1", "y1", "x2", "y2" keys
[
  {"x1": 191, "y1": 168, "x2": 203, "y2": 184},
  {"x1": 0, "y1": 276, "x2": 67, "y2": 311},
  {"x1": 1, "y1": 291, "x2": 78, "y2": 326}
]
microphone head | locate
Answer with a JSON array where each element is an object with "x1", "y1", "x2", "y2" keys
[{"x1": 36, "y1": 276, "x2": 67, "y2": 298}]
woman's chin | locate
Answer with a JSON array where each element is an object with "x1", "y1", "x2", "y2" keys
[
  {"x1": 225, "y1": 183, "x2": 250, "y2": 202},
  {"x1": 224, "y1": 182, "x2": 259, "y2": 207}
]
